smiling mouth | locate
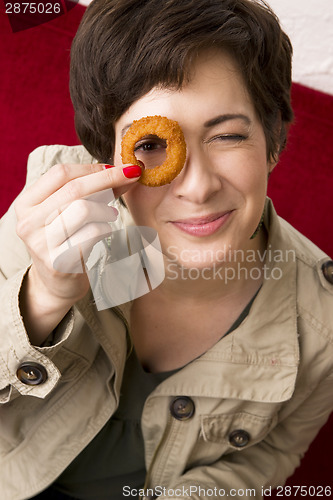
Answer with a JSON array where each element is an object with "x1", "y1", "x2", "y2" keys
[{"x1": 171, "y1": 211, "x2": 233, "y2": 237}]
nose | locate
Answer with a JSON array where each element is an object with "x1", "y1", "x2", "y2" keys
[{"x1": 172, "y1": 146, "x2": 222, "y2": 204}]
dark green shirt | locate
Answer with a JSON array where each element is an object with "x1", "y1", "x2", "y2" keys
[{"x1": 54, "y1": 293, "x2": 257, "y2": 500}]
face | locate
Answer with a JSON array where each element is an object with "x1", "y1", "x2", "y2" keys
[{"x1": 114, "y1": 51, "x2": 275, "y2": 269}]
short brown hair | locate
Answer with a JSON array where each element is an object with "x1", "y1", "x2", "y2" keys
[{"x1": 70, "y1": 0, "x2": 293, "y2": 164}]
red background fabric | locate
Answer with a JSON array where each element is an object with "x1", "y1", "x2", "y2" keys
[
  {"x1": 0, "y1": 3, "x2": 332, "y2": 496},
  {"x1": 267, "y1": 85, "x2": 333, "y2": 259}
]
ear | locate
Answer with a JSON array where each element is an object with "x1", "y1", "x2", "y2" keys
[
  {"x1": 267, "y1": 113, "x2": 283, "y2": 176},
  {"x1": 268, "y1": 157, "x2": 278, "y2": 176}
]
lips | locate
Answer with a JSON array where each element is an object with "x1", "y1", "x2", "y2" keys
[{"x1": 171, "y1": 211, "x2": 233, "y2": 237}]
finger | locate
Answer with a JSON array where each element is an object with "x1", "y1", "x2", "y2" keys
[
  {"x1": 45, "y1": 199, "x2": 118, "y2": 247},
  {"x1": 103, "y1": 161, "x2": 146, "y2": 199},
  {"x1": 48, "y1": 222, "x2": 112, "y2": 274},
  {"x1": 33, "y1": 187, "x2": 116, "y2": 230},
  {"x1": 43, "y1": 164, "x2": 142, "y2": 216},
  {"x1": 17, "y1": 163, "x2": 108, "y2": 209},
  {"x1": 85, "y1": 187, "x2": 115, "y2": 204},
  {"x1": 112, "y1": 163, "x2": 145, "y2": 198}
]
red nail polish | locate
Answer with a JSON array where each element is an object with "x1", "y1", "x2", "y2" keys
[
  {"x1": 123, "y1": 165, "x2": 142, "y2": 179},
  {"x1": 104, "y1": 164, "x2": 115, "y2": 169}
]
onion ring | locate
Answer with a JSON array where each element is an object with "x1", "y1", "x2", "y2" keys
[{"x1": 121, "y1": 115, "x2": 187, "y2": 187}]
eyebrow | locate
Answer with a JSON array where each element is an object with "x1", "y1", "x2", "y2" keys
[
  {"x1": 121, "y1": 114, "x2": 251, "y2": 138},
  {"x1": 204, "y1": 114, "x2": 251, "y2": 128}
]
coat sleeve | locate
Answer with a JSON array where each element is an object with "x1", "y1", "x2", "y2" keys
[
  {"x1": 158, "y1": 369, "x2": 333, "y2": 500},
  {"x1": 0, "y1": 145, "x2": 94, "y2": 404}
]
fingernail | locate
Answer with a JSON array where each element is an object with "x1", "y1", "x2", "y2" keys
[
  {"x1": 103, "y1": 164, "x2": 115, "y2": 169},
  {"x1": 123, "y1": 165, "x2": 142, "y2": 179}
]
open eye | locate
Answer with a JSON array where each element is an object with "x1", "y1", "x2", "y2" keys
[
  {"x1": 134, "y1": 135, "x2": 167, "y2": 152},
  {"x1": 134, "y1": 135, "x2": 167, "y2": 169},
  {"x1": 135, "y1": 142, "x2": 163, "y2": 152}
]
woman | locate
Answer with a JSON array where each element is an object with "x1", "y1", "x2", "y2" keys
[{"x1": 0, "y1": 0, "x2": 332, "y2": 499}]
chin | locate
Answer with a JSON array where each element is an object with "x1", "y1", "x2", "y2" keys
[{"x1": 163, "y1": 241, "x2": 228, "y2": 270}]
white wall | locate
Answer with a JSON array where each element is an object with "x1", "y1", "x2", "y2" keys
[
  {"x1": 78, "y1": 0, "x2": 333, "y2": 95},
  {"x1": 268, "y1": 0, "x2": 333, "y2": 95}
]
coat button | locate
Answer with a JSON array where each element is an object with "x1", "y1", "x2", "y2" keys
[
  {"x1": 229, "y1": 429, "x2": 250, "y2": 448},
  {"x1": 170, "y1": 396, "x2": 195, "y2": 420},
  {"x1": 322, "y1": 260, "x2": 333, "y2": 285},
  {"x1": 16, "y1": 362, "x2": 48, "y2": 385}
]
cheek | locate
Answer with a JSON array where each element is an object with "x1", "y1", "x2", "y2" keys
[
  {"x1": 240, "y1": 138, "x2": 269, "y2": 193},
  {"x1": 213, "y1": 149, "x2": 268, "y2": 196},
  {"x1": 241, "y1": 158, "x2": 269, "y2": 193},
  {"x1": 122, "y1": 188, "x2": 144, "y2": 223},
  {"x1": 122, "y1": 185, "x2": 161, "y2": 226}
]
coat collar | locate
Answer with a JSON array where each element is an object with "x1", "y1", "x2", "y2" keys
[
  {"x1": 81, "y1": 198, "x2": 299, "y2": 404},
  {"x1": 144, "y1": 198, "x2": 300, "y2": 403}
]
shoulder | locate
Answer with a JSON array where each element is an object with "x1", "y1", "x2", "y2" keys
[
  {"x1": 278, "y1": 213, "x2": 333, "y2": 357},
  {"x1": 296, "y1": 251, "x2": 333, "y2": 352},
  {"x1": 278, "y1": 214, "x2": 333, "y2": 296},
  {"x1": 25, "y1": 145, "x2": 96, "y2": 187},
  {"x1": 266, "y1": 199, "x2": 333, "y2": 350}
]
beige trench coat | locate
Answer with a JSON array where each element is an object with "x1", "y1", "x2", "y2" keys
[{"x1": 0, "y1": 146, "x2": 332, "y2": 500}]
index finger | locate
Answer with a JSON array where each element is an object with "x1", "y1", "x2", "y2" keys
[
  {"x1": 19, "y1": 163, "x2": 107, "y2": 208},
  {"x1": 43, "y1": 164, "x2": 142, "y2": 215}
]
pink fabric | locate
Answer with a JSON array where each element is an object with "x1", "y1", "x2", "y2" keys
[{"x1": 0, "y1": 4, "x2": 332, "y2": 493}]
